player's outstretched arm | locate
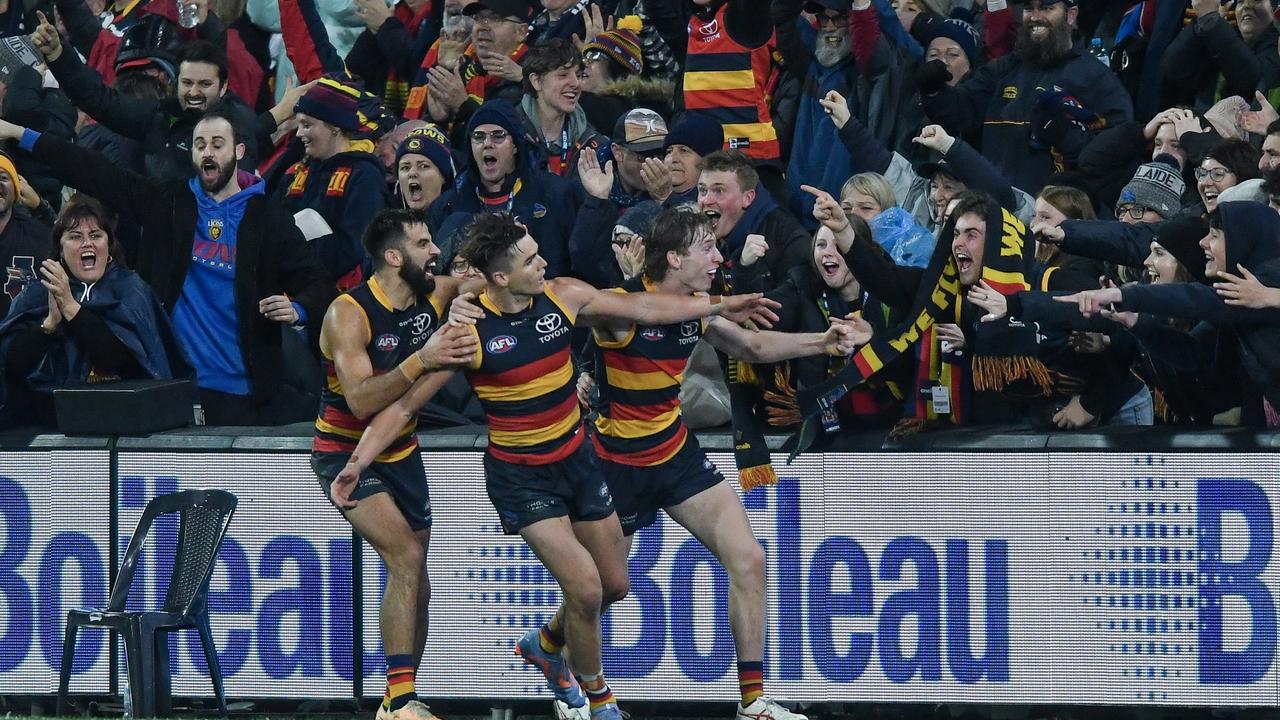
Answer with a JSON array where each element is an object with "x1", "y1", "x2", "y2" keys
[
  {"x1": 550, "y1": 277, "x2": 781, "y2": 327},
  {"x1": 703, "y1": 315, "x2": 869, "y2": 363}
]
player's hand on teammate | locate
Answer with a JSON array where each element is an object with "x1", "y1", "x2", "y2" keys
[
  {"x1": 448, "y1": 291, "x2": 485, "y2": 324},
  {"x1": 576, "y1": 372, "x2": 595, "y2": 409},
  {"x1": 716, "y1": 293, "x2": 781, "y2": 328},
  {"x1": 417, "y1": 322, "x2": 478, "y2": 370}
]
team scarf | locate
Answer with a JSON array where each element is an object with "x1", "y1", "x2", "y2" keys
[
  {"x1": 781, "y1": 202, "x2": 1042, "y2": 460},
  {"x1": 404, "y1": 43, "x2": 529, "y2": 120}
]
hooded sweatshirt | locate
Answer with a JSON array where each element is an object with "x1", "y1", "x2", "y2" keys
[
  {"x1": 1121, "y1": 201, "x2": 1280, "y2": 423},
  {"x1": 172, "y1": 175, "x2": 267, "y2": 396}
]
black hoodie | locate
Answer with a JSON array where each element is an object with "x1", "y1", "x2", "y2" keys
[{"x1": 1121, "y1": 201, "x2": 1280, "y2": 423}]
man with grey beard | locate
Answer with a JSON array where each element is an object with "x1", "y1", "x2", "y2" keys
[
  {"x1": 771, "y1": 0, "x2": 868, "y2": 227},
  {"x1": 915, "y1": 0, "x2": 1131, "y2": 195}
]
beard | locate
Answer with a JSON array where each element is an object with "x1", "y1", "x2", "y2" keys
[
  {"x1": 1015, "y1": 19, "x2": 1074, "y2": 68},
  {"x1": 399, "y1": 258, "x2": 437, "y2": 297},
  {"x1": 198, "y1": 155, "x2": 237, "y2": 194},
  {"x1": 814, "y1": 31, "x2": 852, "y2": 67}
]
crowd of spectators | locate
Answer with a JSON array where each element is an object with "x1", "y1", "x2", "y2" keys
[{"x1": 0, "y1": 0, "x2": 1277, "y2": 441}]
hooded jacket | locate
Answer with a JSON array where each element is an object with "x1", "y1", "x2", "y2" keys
[
  {"x1": 0, "y1": 263, "x2": 191, "y2": 424},
  {"x1": 1121, "y1": 201, "x2": 1280, "y2": 423},
  {"x1": 428, "y1": 102, "x2": 583, "y2": 278},
  {"x1": 517, "y1": 95, "x2": 604, "y2": 178}
]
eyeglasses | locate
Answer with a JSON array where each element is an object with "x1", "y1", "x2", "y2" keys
[
  {"x1": 612, "y1": 231, "x2": 637, "y2": 247},
  {"x1": 472, "y1": 12, "x2": 522, "y2": 26},
  {"x1": 583, "y1": 49, "x2": 609, "y2": 64},
  {"x1": 449, "y1": 259, "x2": 472, "y2": 275},
  {"x1": 1195, "y1": 167, "x2": 1231, "y2": 182},
  {"x1": 1115, "y1": 204, "x2": 1154, "y2": 221},
  {"x1": 816, "y1": 11, "x2": 849, "y2": 28},
  {"x1": 470, "y1": 129, "x2": 510, "y2": 144}
]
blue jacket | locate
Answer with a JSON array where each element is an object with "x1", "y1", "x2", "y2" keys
[
  {"x1": 781, "y1": 18, "x2": 860, "y2": 230},
  {"x1": 428, "y1": 167, "x2": 584, "y2": 279},
  {"x1": 274, "y1": 147, "x2": 389, "y2": 286},
  {"x1": 0, "y1": 264, "x2": 191, "y2": 406}
]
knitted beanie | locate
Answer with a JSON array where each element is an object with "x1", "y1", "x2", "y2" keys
[
  {"x1": 582, "y1": 15, "x2": 644, "y2": 76},
  {"x1": 295, "y1": 77, "x2": 364, "y2": 132},
  {"x1": 396, "y1": 125, "x2": 456, "y2": 186}
]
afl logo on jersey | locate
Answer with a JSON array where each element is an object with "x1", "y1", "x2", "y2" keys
[
  {"x1": 488, "y1": 335, "x2": 517, "y2": 354},
  {"x1": 640, "y1": 327, "x2": 665, "y2": 341},
  {"x1": 375, "y1": 333, "x2": 399, "y2": 352}
]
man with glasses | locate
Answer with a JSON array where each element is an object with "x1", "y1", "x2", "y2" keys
[
  {"x1": 1114, "y1": 157, "x2": 1185, "y2": 225},
  {"x1": 917, "y1": 0, "x2": 1132, "y2": 194},
  {"x1": 772, "y1": 0, "x2": 866, "y2": 227},
  {"x1": 429, "y1": 99, "x2": 584, "y2": 278},
  {"x1": 417, "y1": 0, "x2": 530, "y2": 128},
  {"x1": 606, "y1": 108, "x2": 668, "y2": 207}
]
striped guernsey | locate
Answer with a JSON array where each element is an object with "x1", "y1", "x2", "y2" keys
[
  {"x1": 314, "y1": 276, "x2": 445, "y2": 462},
  {"x1": 592, "y1": 280, "x2": 707, "y2": 467},
  {"x1": 466, "y1": 283, "x2": 584, "y2": 465}
]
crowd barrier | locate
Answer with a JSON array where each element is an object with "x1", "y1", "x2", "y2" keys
[{"x1": 1, "y1": 425, "x2": 1279, "y2": 706}]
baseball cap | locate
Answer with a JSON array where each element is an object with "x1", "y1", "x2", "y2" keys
[
  {"x1": 918, "y1": 158, "x2": 959, "y2": 181},
  {"x1": 612, "y1": 108, "x2": 668, "y2": 153}
]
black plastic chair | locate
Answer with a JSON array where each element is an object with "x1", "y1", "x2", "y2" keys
[{"x1": 57, "y1": 489, "x2": 237, "y2": 718}]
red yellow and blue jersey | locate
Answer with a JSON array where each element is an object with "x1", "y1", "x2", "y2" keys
[
  {"x1": 466, "y1": 284, "x2": 583, "y2": 465},
  {"x1": 683, "y1": 2, "x2": 781, "y2": 162},
  {"x1": 592, "y1": 281, "x2": 706, "y2": 467},
  {"x1": 313, "y1": 276, "x2": 445, "y2": 462}
]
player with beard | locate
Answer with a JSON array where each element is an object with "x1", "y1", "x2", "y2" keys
[
  {"x1": 319, "y1": 209, "x2": 484, "y2": 720},
  {"x1": 915, "y1": 0, "x2": 1132, "y2": 194}
]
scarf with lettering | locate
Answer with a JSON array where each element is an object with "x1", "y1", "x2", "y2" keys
[{"x1": 787, "y1": 202, "x2": 1041, "y2": 458}]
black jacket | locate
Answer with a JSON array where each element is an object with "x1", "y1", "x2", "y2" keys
[
  {"x1": 47, "y1": 49, "x2": 273, "y2": 183},
  {"x1": 1121, "y1": 202, "x2": 1280, "y2": 424},
  {"x1": 27, "y1": 133, "x2": 336, "y2": 410},
  {"x1": 1162, "y1": 13, "x2": 1277, "y2": 112},
  {"x1": 0, "y1": 209, "x2": 52, "y2": 320},
  {"x1": 765, "y1": 262, "x2": 907, "y2": 433},
  {"x1": 922, "y1": 47, "x2": 1133, "y2": 194}
]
